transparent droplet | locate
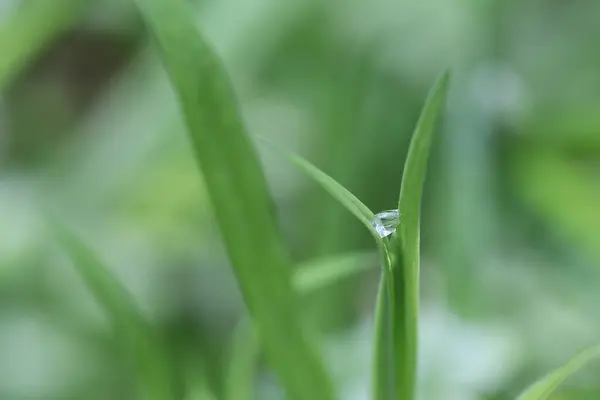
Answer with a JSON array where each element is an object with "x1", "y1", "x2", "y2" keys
[{"x1": 371, "y1": 209, "x2": 400, "y2": 238}]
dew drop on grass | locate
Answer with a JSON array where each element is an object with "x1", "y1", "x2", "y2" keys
[{"x1": 371, "y1": 209, "x2": 400, "y2": 238}]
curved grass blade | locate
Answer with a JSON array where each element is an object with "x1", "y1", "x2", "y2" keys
[
  {"x1": 132, "y1": 1, "x2": 335, "y2": 399},
  {"x1": 392, "y1": 72, "x2": 450, "y2": 400},
  {"x1": 51, "y1": 222, "x2": 182, "y2": 400},
  {"x1": 225, "y1": 251, "x2": 376, "y2": 400},
  {"x1": 517, "y1": 345, "x2": 600, "y2": 400},
  {"x1": 257, "y1": 136, "x2": 397, "y2": 400},
  {"x1": 256, "y1": 136, "x2": 388, "y2": 252}
]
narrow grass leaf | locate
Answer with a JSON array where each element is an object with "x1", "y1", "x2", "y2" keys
[
  {"x1": 257, "y1": 137, "x2": 391, "y2": 259},
  {"x1": 517, "y1": 345, "x2": 600, "y2": 400},
  {"x1": 225, "y1": 251, "x2": 377, "y2": 400},
  {"x1": 132, "y1": 1, "x2": 335, "y2": 399},
  {"x1": 258, "y1": 137, "x2": 397, "y2": 400},
  {"x1": 294, "y1": 251, "x2": 376, "y2": 292},
  {"x1": 266, "y1": 140, "x2": 379, "y2": 238},
  {"x1": 392, "y1": 72, "x2": 450, "y2": 400},
  {"x1": 224, "y1": 319, "x2": 260, "y2": 400},
  {"x1": 52, "y1": 223, "x2": 181, "y2": 400}
]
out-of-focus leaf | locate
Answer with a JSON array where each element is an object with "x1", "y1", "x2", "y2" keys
[
  {"x1": 132, "y1": 0, "x2": 336, "y2": 399},
  {"x1": 511, "y1": 148, "x2": 600, "y2": 262},
  {"x1": 0, "y1": 0, "x2": 88, "y2": 89},
  {"x1": 517, "y1": 345, "x2": 600, "y2": 400},
  {"x1": 52, "y1": 222, "x2": 182, "y2": 400},
  {"x1": 294, "y1": 251, "x2": 376, "y2": 292}
]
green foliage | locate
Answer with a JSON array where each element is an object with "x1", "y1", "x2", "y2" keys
[
  {"x1": 52, "y1": 222, "x2": 182, "y2": 400},
  {"x1": 263, "y1": 72, "x2": 449, "y2": 400},
  {"x1": 0, "y1": 0, "x2": 87, "y2": 89},
  {"x1": 390, "y1": 71, "x2": 449, "y2": 400},
  {"x1": 517, "y1": 345, "x2": 600, "y2": 400},
  {"x1": 225, "y1": 252, "x2": 376, "y2": 400},
  {"x1": 132, "y1": 0, "x2": 336, "y2": 398}
]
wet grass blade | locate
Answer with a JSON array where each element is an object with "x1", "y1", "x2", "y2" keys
[
  {"x1": 52, "y1": 223, "x2": 182, "y2": 400},
  {"x1": 132, "y1": 1, "x2": 335, "y2": 399},
  {"x1": 392, "y1": 72, "x2": 450, "y2": 400},
  {"x1": 258, "y1": 137, "x2": 397, "y2": 400},
  {"x1": 225, "y1": 251, "x2": 376, "y2": 400},
  {"x1": 517, "y1": 345, "x2": 600, "y2": 400}
]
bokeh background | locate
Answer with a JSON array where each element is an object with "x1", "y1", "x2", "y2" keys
[{"x1": 2, "y1": 0, "x2": 600, "y2": 399}]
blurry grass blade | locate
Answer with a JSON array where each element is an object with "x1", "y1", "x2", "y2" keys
[
  {"x1": 225, "y1": 251, "x2": 376, "y2": 400},
  {"x1": 390, "y1": 71, "x2": 450, "y2": 400},
  {"x1": 132, "y1": 0, "x2": 336, "y2": 399},
  {"x1": 0, "y1": 0, "x2": 88, "y2": 89},
  {"x1": 517, "y1": 345, "x2": 600, "y2": 400},
  {"x1": 293, "y1": 251, "x2": 376, "y2": 292},
  {"x1": 52, "y1": 223, "x2": 181, "y2": 400},
  {"x1": 224, "y1": 319, "x2": 260, "y2": 400}
]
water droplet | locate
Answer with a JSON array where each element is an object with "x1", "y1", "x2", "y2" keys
[{"x1": 371, "y1": 209, "x2": 400, "y2": 238}]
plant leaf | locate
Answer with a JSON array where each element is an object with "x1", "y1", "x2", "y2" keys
[
  {"x1": 257, "y1": 135, "x2": 397, "y2": 400},
  {"x1": 269, "y1": 141, "x2": 380, "y2": 239},
  {"x1": 132, "y1": 1, "x2": 336, "y2": 399},
  {"x1": 517, "y1": 345, "x2": 600, "y2": 400},
  {"x1": 52, "y1": 223, "x2": 182, "y2": 400},
  {"x1": 294, "y1": 251, "x2": 377, "y2": 292},
  {"x1": 391, "y1": 71, "x2": 450, "y2": 400}
]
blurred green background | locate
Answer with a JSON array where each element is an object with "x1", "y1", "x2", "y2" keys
[{"x1": 2, "y1": 0, "x2": 600, "y2": 399}]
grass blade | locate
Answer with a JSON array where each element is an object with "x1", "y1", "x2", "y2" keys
[
  {"x1": 132, "y1": 1, "x2": 335, "y2": 399},
  {"x1": 52, "y1": 223, "x2": 181, "y2": 400},
  {"x1": 517, "y1": 345, "x2": 600, "y2": 400},
  {"x1": 257, "y1": 136, "x2": 397, "y2": 400},
  {"x1": 281, "y1": 147, "x2": 381, "y2": 240},
  {"x1": 294, "y1": 251, "x2": 377, "y2": 292},
  {"x1": 225, "y1": 252, "x2": 376, "y2": 400},
  {"x1": 257, "y1": 137, "x2": 390, "y2": 256},
  {"x1": 392, "y1": 72, "x2": 450, "y2": 400}
]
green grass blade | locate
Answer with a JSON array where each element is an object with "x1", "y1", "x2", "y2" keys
[
  {"x1": 392, "y1": 72, "x2": 450, "y2": 400},
  {"x1": 294, "y1": 251, "x2": 376, "y2": 292},
  {"x1": 277, "y1": 145, "x2": 380, "y2": 239},
  {"x1": 132, "y1": 1, "x2": 335, "y2": 399},
  {"x1": 224, "y1": 319, "x2": 259, "y2": 400},
  {"x1": 225, "y1": 252, "x2": 376, "y2": 400},
  {"x1": 0, "y1": 0, "x2": 87, "y2": 89},
  {"x1": 517, "y1": 345, "x2": 600, "y2": 400},
  {"x1": 257, "y1": 137, "x2": 398, "y2": 400},
  {"x1": 257, "y1": 137, "x2": 389, "y2": 254},
  {"x1": 52, "y1": 223, "x2": 182, "y2": 400}
]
